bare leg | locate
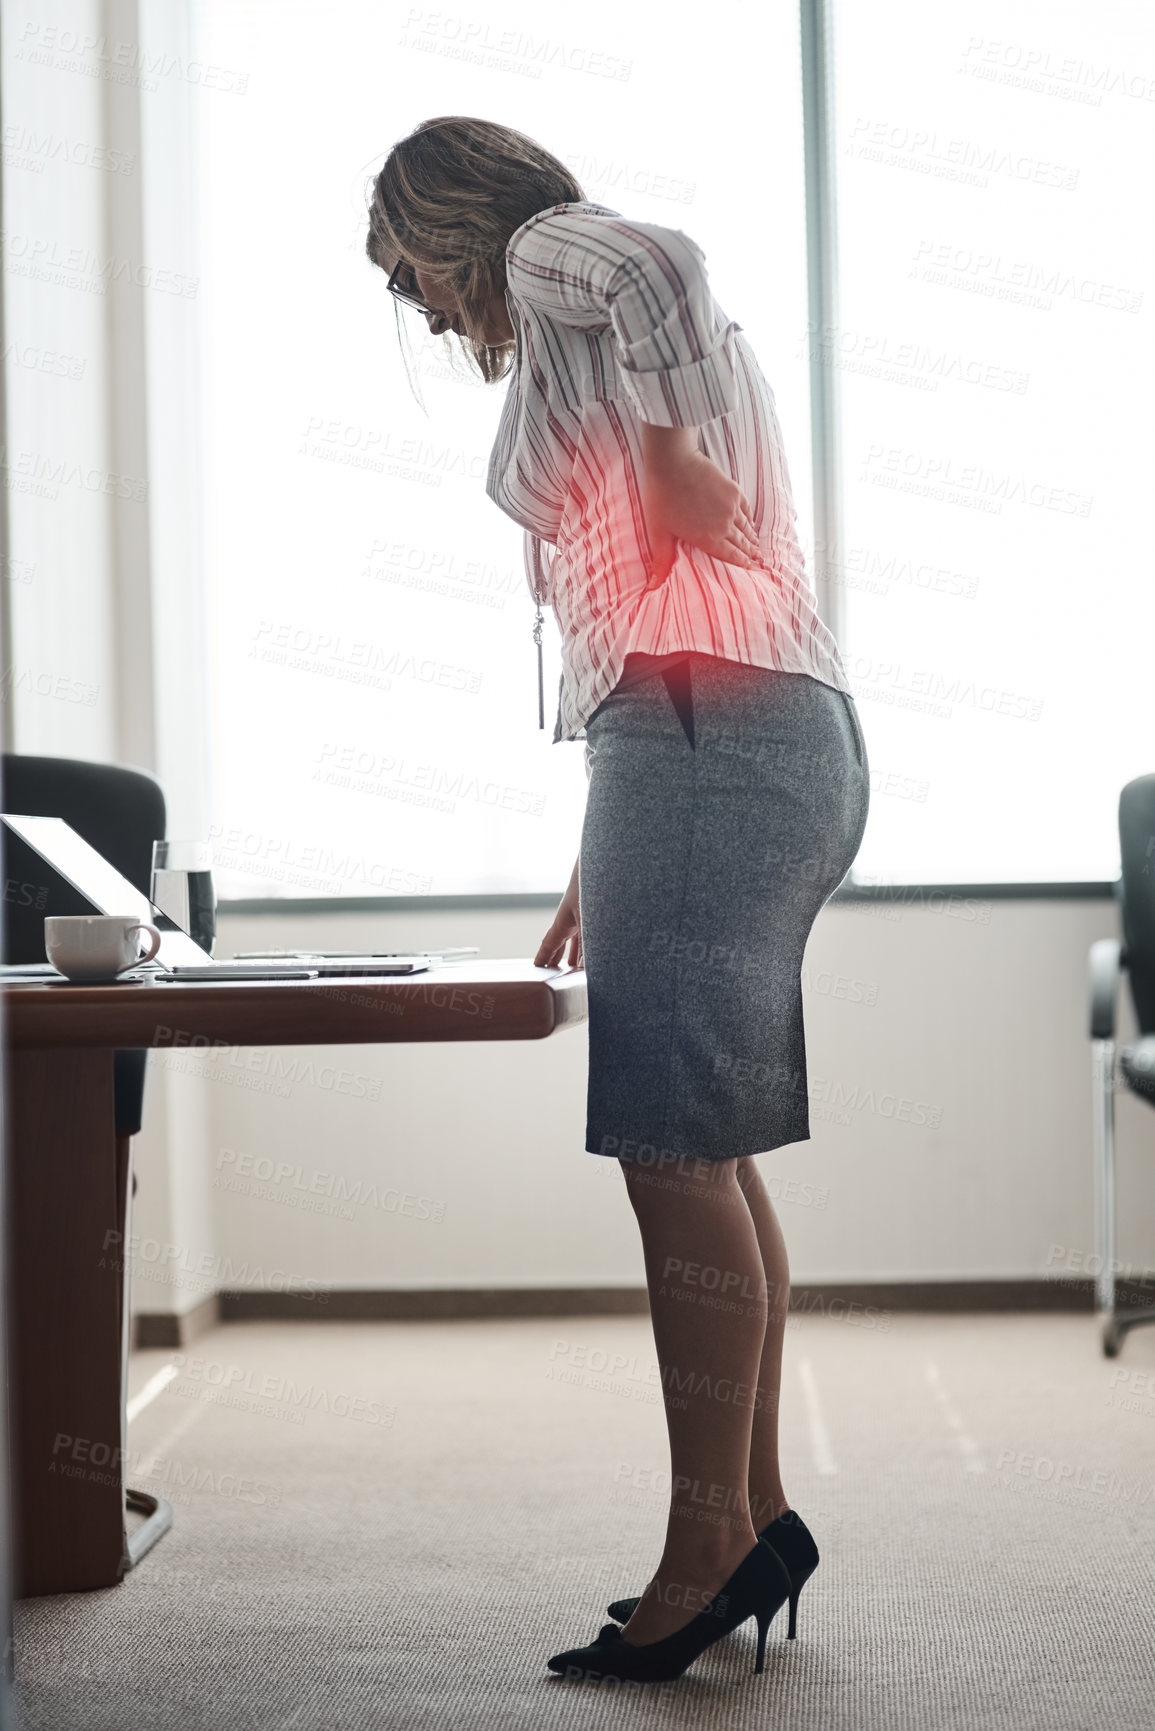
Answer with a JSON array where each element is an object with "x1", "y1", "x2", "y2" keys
[
  {"x1": 735, "y1": 1155, "x2": 792, "y2": 1528},
  {"x1": 617, "y1": 1153, "x2": 767, "y2": 1646}
]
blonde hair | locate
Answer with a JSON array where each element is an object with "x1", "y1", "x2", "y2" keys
[{"x1": 365, "y1": 116, "x2": 585, "y2": 386}]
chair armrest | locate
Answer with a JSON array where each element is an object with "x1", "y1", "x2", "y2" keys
[{"x1": 1090, "y1": 938, "x2": 1125, "y2": 1039}]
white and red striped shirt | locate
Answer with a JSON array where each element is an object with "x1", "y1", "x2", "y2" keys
[{"x1": 485, "y1": 200, "x2": 852, "y2": 743}]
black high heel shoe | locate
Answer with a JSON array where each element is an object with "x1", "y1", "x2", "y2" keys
[
  {"x1": 607, "y1": 1508, "x2": 819, "y2": 1641},
  {"x1": 547, "y1": 1539, "x2": 790, "y2": 1683}
]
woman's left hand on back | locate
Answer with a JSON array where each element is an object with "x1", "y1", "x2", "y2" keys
[{"x1": 642, "y1": 448, "x2": 761, "y2": 589}]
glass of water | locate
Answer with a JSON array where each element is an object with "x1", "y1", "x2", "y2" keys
[{"x1": 151, "y1": 840, "x2": 217, "y2": 956}]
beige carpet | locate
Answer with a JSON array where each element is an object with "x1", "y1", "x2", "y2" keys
[{"x1": 14, "y1": 1312, "x2": 1155, "y2": 1730}]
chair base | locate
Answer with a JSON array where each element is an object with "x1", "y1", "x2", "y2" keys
[
  {"x1": 125, "y1": 1489, "x2": 174, "y2": 1568},
  {"x1": 1101, "y1": 1304, "x2": 1155, "y2": 1359}
]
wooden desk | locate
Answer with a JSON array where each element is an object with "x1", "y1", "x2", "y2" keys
[{"x1": 2, "y1": 961, "x2": 586, "y2": 1596}]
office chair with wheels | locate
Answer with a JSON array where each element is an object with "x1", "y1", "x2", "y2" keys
[
  {"x1": 1088, "y1": 773, "x2": 1155, "y2": 1357},
  {"x1": 0, "y1": 753, "x2": 173, "y2": 1564}
]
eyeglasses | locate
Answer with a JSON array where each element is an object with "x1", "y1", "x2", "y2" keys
[{"x1": 386, "y1": 258, "x2": 430, "y2": 315}]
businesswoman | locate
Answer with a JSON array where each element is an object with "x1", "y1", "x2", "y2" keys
[{"x1": 366, "y1": 117, "x2": 869, "y2": 1684}]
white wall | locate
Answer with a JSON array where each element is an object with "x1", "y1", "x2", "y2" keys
[
  {"x1": 128, "y1": 889, "x2": 1155, "y2": 1313},
  {"x1": 2, "y1": 0, "x2": 214, "y2": 1313},
  {"x1": 2, "y1": 0, "x2": 121, "y2": 759}
]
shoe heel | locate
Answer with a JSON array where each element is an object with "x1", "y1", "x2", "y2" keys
[
  {"x1": 754, "y1": 1610, "x2": 770, "y2": 1675},
  {"x1": 787, "y1": 1588, "x2": 800, "y2": 1641}
]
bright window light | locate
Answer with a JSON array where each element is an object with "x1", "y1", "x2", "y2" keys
[{"x1": 831, "y1": 0, "x2": 1154, "y2": 884}]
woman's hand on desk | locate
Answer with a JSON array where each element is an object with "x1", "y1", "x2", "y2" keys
[
  {"x1": 639, "y1": 421, "x2": 760, "y2": 589},
  {"x1": 535, "y1": 855, "x2": 583, "y2": 971}
]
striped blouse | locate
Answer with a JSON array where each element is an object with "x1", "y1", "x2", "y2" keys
[{"x1": 484, "y1": 200, "x2": 853, "y2": 744}]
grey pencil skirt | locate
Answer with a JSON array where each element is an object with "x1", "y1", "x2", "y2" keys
[{"x1": 579, "y1": 653, "x2": 870, "y2": 1164}]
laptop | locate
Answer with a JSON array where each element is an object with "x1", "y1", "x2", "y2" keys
[{"x1": 0, "y1": 815, "x2": 438, "y2": 978}]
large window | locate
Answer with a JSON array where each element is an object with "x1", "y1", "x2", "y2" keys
[
  {"x1": 197, "y1": 0, "x2": 813, "y2": 897},
  {"x1": 198, "y1": 1, "x2": 1151, "y2": 900},
  {"x1": 832, "y1": 0, "x2": 1154, "y2": 883}
]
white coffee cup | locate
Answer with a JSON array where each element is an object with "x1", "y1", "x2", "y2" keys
[{"x1": 45, "y1": 914, "x2": 163, "y2": 982}]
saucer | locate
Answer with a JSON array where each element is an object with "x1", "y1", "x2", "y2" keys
[{"x1": 43, "y1": 970, "x2": 154, "y2": 986}]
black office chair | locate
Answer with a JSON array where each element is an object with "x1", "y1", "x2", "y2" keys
[
  {"x1": 0, "y1": 753, "x2": 166, "y2": 1136},
  {"x1": 0, "y1": 753, "x2": 173, "y2": 1562},
  {"x1": 1088, "y1": 774, "x2": 1155, "y2": 1356}
]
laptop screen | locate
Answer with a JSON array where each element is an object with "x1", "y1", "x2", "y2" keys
[{"x1": 1, "y1": 814, "x2": 212, "y2": 968}]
